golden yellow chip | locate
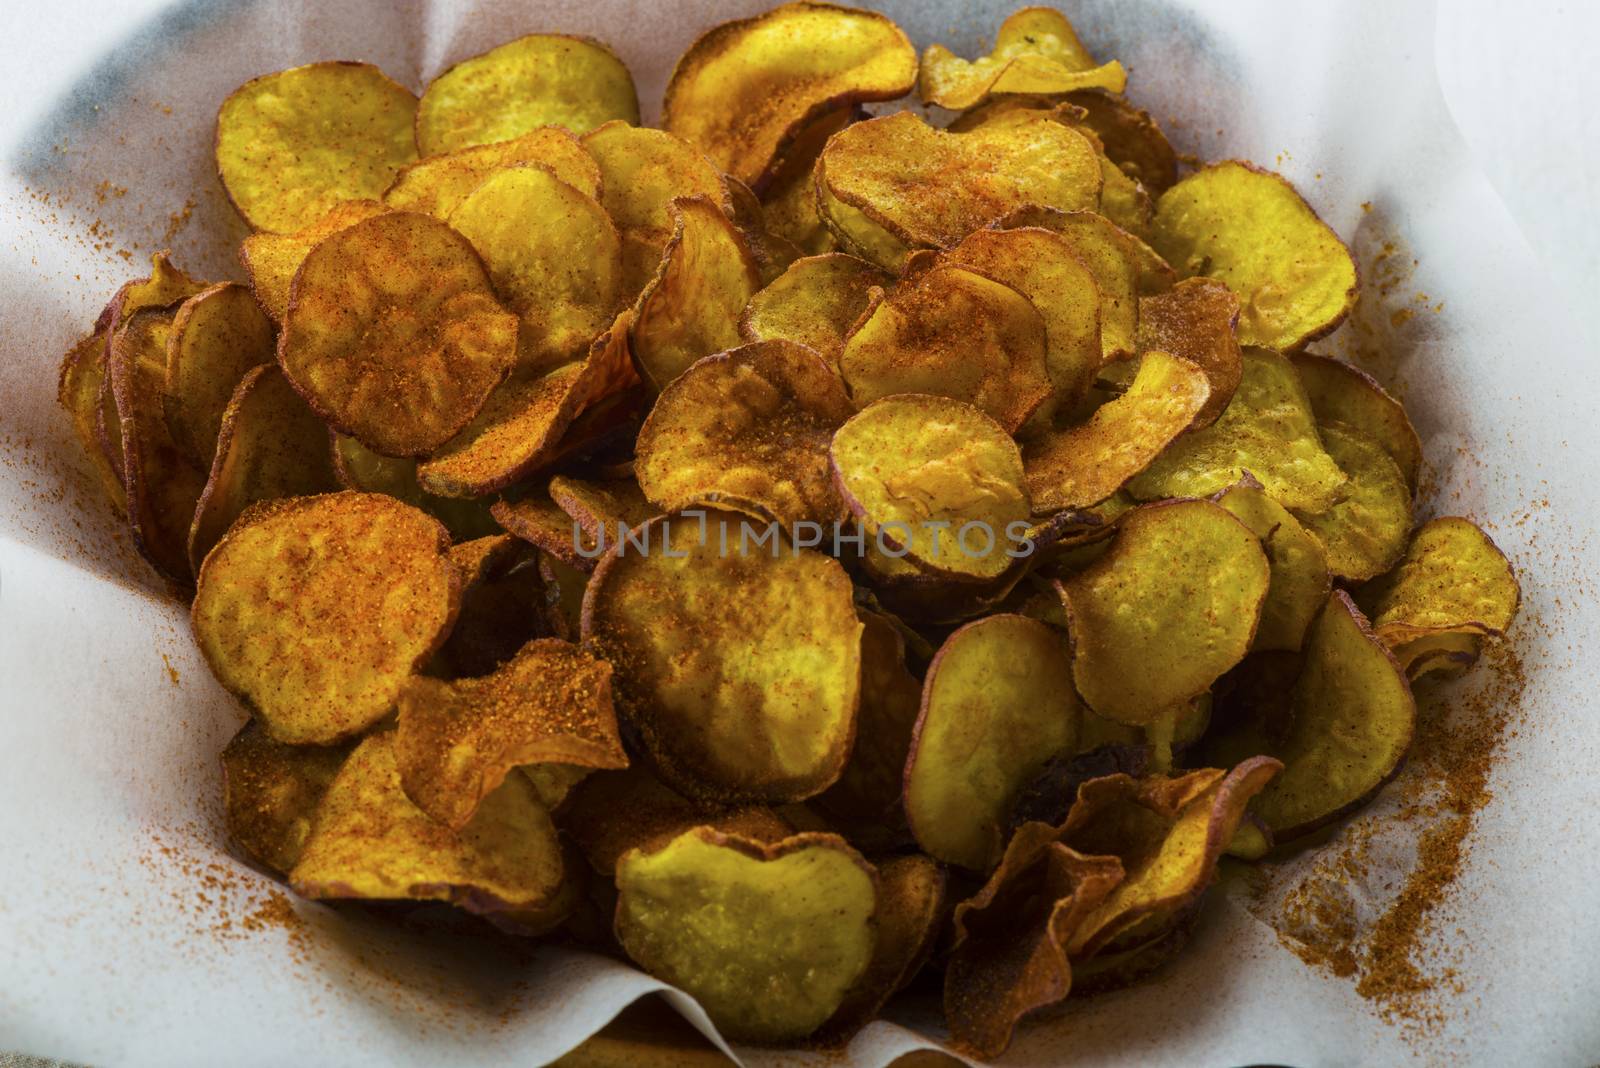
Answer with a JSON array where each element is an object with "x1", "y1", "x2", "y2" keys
[
  {"x1": 239, "y1": 200, "x2": 389, "y2": 324},
  {"x1": 1151, "y1": 161, "x2": 1358, "y2": 351},
  {"x1": 905, "y1": 614, "x2": 1082, "y2": 870},
  {"x1": 1084, "y1": 131, "x2": 1156, "y2": 241},
  {"x1": 1291, "y1": 421, "x2": 1412, "y2": 581},
  {"x1": 1214, "y1": 479, "x2": 1331, "y2": 652},
  {"x1": 493, "y1": 488, "x2": 599, "y2": 572},
  {"x1": 761, "y1": 108, "x2": 855, "y2": 255},
  {"x1": 99, "y1": 251, "x2": 208, "y2": 341},
  {"x1": 57, "y1": 329, "x2": 127, "y2": 514},
  {"x1": 1066, "y1": 88, "x2": 1179, "y2": 194},
  {"x1": 831, "y1": 395, "x2": 1030, "y2": 582},
  {"x1": 813, "y1": 170, "x2": 916, "y2": 270},
  {"x1": 279, "y1": 211, "x2": 519, "y2": 457},
  {"x1": 1365, "y1": 517, "x2": 1519, "y2": 645},
  {"x1": 859, "y1": 540, "x2": 1031, "y2": 625},
  {"x1": 1130, "y1": 276, "x2": 1242, "y2": 427},
  {"x1": 222, "y1": 721, "x2": 351, "y2": 875},
  {"x1": 726, "y1": 177, "x2": 802, "y2": 286},
  {"x1": 919, "y1": 7, "x2": 1127, "y2": 110},
  {"x1": 383, "y1": 127, "x2": 602, "y2": 219},
  {"x1": 663, "y1": 1, "x2": 917, "y2": 188},
  {"x1": 163, "y1": 282, "x2": 276, "y2": 467},
  {"x1": 613, "y1": 828, "x2": 878, "y2": 1043},
  {"x1": 548, "y1": 473, "x2": 658, "y2": 547},
  {"x1": 635, "y1": 340, "x2": 854, "y2": 527},
  {"x1": 192, "y1": 492, "x2": 459, "y2": 744},
  {"x1": 739, "y1": 252, "x2": 890, "y2": 364},
  {"x1": 582, "y1": 510, "x2": 861, "y2": 803},
  {"x1": 1293, "y1": 352, "x2": 1424, "y2": 488},
  {"x1": 331, "y1": 433, "x2": 498, "y2": 540},
  {"x1": 216, "y1": 62, "x2": 418, "y2": 233}
]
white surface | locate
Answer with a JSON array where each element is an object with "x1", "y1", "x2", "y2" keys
[{"x1": 0, "y1": 2, "x2": 1597, "y2": 1066}]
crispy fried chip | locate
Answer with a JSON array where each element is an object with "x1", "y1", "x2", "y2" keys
[
  {"x1": 1128, "y1": 347, "x2": 1348, "y2": 511},
  {"x1": 493, "y1": 488, "x2": 599, "y2": 572},
  {"x1": 1214, "y1": 478, "x2": 1331, "y2": 652},
  {"x1": 239, "y1": 201, "x2": 389, "y2": 324},
  {"x1": 760, "y1": 108, "x2": 854, "y2": 255},
  {"x1": 99, "y1": 251, "x2": 208, "y2": 342},
  {"x1": 163, "y1": 282, "x2": 276, "y2": 468},
  {"x1": 1365, "y1": 517, "x2": 1520, "y2": 646},
  {"x1": 726, "y1": 178, "x2": 802, "y2": 286},
  {"x1": 859, "y1": 541, "x2": 1030, "y2": 624},
  {"x1": 217, "y1": 62, "x2": 418, "y2": 233},
  {"x1": 331, "y1": 433, "x2": 499, "y2": 540},
  {"x1": 188, "y1": 365, "x2": 339, "y2": 572},
  {"x1": 831, "y1": 395, "x2": 1030, "y2": 582},
  {"x1": 919, "y1": 7, "x2": 1127, "y2": 110},
  {"x1": 1063, "y1": 499, "x2": 1269, "y2": 725},
  {"x1": 905, "y1": 614, "x2": 1082, "y2": 870},
  {"x1": 1127, "y1": 277, "x2": 1242, "y2": 427},
  {"x1": 1291, "y1": 421, "x2": 1412, "y2": 581},
  {"x1": 222, "y1": 721, "x2": 351, "y2": 875},
  {"x1": 192, "y1": 492, "x2": 459, "y2": 744},
  {"x1": 1065, "y1": 89, "x2": 1179, "y2": 194},
  {"x1": 429, "y1": 535, "x2": 550, "y2": 678},
  {"x1": 739, "y1": 253, "x2": 890, "y2": 364},
  {"x1": 395, "y1": 638, "x2": 626, "y2": 830},
  {"x1": 384, "y1": 127, "x2": 602, "y2": 218},
  {"x1": 1293, "y1": 352, "x2": 1424, "y2": 488},
  {"x1": 57, "y1": 329, "x2": 127, "y2": 514},
  {"x1": 1151, "y1": 161, "x2": 1358, "y2": 351},
  {"x1": 635, "y1": 340, "x2": 853, "y2": 527},
  {"x1": 582, "y1": 510, "x2": 861, "y2": 803},
  {"x1": 449, "y1": 164, "x2": 622, "y2": 372},
  {"x1": 813, "y1": 174, "x2": 915, "y2": 270},
  {"x1": 1390, "y1": 630, "x2": 1484, "y2": 682},
  {"x1": 279, "y1": 212, "x2": 518, "y2": 457},
  {"x1": 663, "y1": 2, "x2": 917, "y2": 189},
  {"x1": 416, "y1": 34, "x2": 639, "y2": 155},
  {"x1": 1024, "y1": 351, "x2": 1211, "y2": 513},
  {"x1": 548, "y1": 473, "x2": 658, "y2": 548},
  {"x1": 838, "y1": 265, "x2": 1052, "y2": 432},
  {"x1": 613, "y1": 828, "x2": 878, "y2": 1043}
]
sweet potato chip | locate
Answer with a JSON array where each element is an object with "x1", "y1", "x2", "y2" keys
[
  {"x1": 663, "y1": 1, "x2": 917, "y2": 189},
  {"x1": 919, "y1": 7, "x2": 1127, "y2": 110},
  {"x1": 331, "y1": 433, "x2": 498, "y2": 540},
  {"x1": 1214, "y1": 479, "x2": 1331, "y2": 652},
  {"x1": 739, "y1": 253, "x2": 890, "y2": 364},
  {"x1": 239, "y1": 201, "x2": 389, "y2": 324},
  {"x1": 1365, "y1": 517, "x2": 1520, "y2": 646},
  {"x1": 613, "y1": 828, "x2": 878, "y2": 1043},
  {"x1": 837, "y1": 265, "x2": 1052, "y2": 432},
  {"x1": 636, "y1": 340, "x2": 853, "y2": 527},
  {"x1": 831, "y1": 395, "x2": 1030, "y2": 582},
  {"x1": 1293, "y1": 352, "x2": 1424, "y2": 488},
  {"x1": 1023, "y1": 351, "x2": 1211, "y2": 513},
  {"x1": 905, "y1": 614, "x2": 1081, "y2": 870},
  {"x1": 415, "y1": 34, "x2": 639, "y2": 155},
  {"x1": 1151, "y1": 161, "x2": 1358, "y2": 351},
  {"x1": 161, "y1": 282, "x2": 277, "y2": 470},
  {"x1": 726, "y1": 178, "x2": 802, "y2": 286},
  {"x1": 99, "y1": 251, "x2": 208, "y2": 341},
  {"x1": 1389, "y1": 630, "x2": 1484, "y2": 682},
  {"x1": 548, "y1": 473, "x2": 657, "y2": 547},
  {"x1": 1065, "y1": 88, "x2": 1179, "y2": 194},
  {"x1": 1128, "y1": 347, "x2": 1348, "y2": 511},
  {"x1": 222, "y1": 721, "x2": 351, "y2": 875},
  {"x1": 813, "y1": 173, "x2": 916, "y2": 271},
  {"x1": 384, "y1": 127, "x2": 602, "y2": 219},
  {"x1": 217, "y1": 62, "x2": 418, "y2": 233},
  {"x1": 428, "y1": 535, "x2": 550, "y2": 678},
  {"x1": 582, "y1": 510, "x2": 861, "y2": 803},
  {"x1": 858, "y1": 541, "x2": 1030, "y2": 625},
  {"x1": 192, "y1": 493, "x2": 459, "y2": 744},
  {"x1": 1062, "y1": 499, "x2": 1269, "y2": 726},
  {"x1": 760, "y1": 108, "x2": 855, "y2": 255},
  {"x1": 279, "y1": 212, "x2": 519, "y2": 457},
  {"x1": 1128, "y1": 277, "x2": 1242, "y2": 427},
  {"x1": 57, "y1": 329, "x2": 127, "y2": 514},
  {"x1": 1291, "y1": 421, "x2": 1412, "y2": 581},
  {"x1": 493, "y1": 489, "x2": 597, "y2": 572}
]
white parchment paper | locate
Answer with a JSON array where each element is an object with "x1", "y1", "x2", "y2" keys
[{"x1": 1, "y1": 2, "x2": 1596, "y2": 1065}]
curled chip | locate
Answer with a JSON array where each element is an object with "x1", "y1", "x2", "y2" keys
[
  {"x1": 1151, "y1": 161, "x2": 1358, "y2": 351},
  {"x1": 58, "y1": 330, "x2": 127, "y2": 514},
  {"x1": 549, "y1": 473, "x2": 658, "y2": 549},
  {"x1": 416, "y1": 34, "x2": 638, "y2": 155},
  {"x1": 384, "y1": 127, "x2": 602, "y2": 219},
  {"x1": 1291, "y1": 421, "x2": 1412, "y2": 582},
  {"x1": 723, "y1": 179, "x2": 801, "y2": 286},
  {"x1": 1214, "y1": 479, "x2": 1331, "y2": 652},
  {"x1": 192, "y1": 492, "x2": 459, "y2": 744},
  {"x1": 582, "y1": 510, "x2": 861, "y2": 803},
  {"x1": 1066, "y1": 89, "x2": 1179, "y2": 194},
  {"x1": 613, "y1": 828, "x2": 878, "y2": 1043},
  {"x1": 239, "y1": 201, "x2": 388, "y2": 323},
  {"x1": 819, "y1": 111, "x2": 1102, "y2": 269},
  {"x1": 395, "y1": 638, "x2": 626, "y2": 830},
  {"x1": 919, "y1": 7, "x2": 1127, "y2": 110},
  {"x1": 814, "y1": 175, "x2": 915, "y2": 271},
  {"x1": 1365, "y1": 517, "x2": 1520, "y2": 646},
  {"x1": 429, "y1": 535, "x2": 551, "y2": 678},
  {"x1": 1063, "y1": 499, "x2": 1269, "y2": 726},
  {"x1": 1293, "y1": 352, "x2": 1424, "y2": 488},
  {"x1": 635, "y1": 340, "x2": 854, "y2": 527},
  {"x1": 188, "y1": 365, "x2": 339, "y2": 572},
  {"x1": 1024, "y1": 351, "x2": 1212, "y2": 513},
  {"x1": 838, "y1": 265, "x2": 1052, "y2": 432},
  {"x1": 905, "y1": 614, "x2": 1081, "y2": 870},
  {"x1": 760, "y1": 108, "x2": 855, "y2": 256},
  {"x1": 331, "y1": 433, "x2": 498, "y2": 540},
  {"x1": 830, "y1": 395, "x2": 1029, "y2": 582},
  {"x1": 1129, "y1": 277, "x2": 1243, "y2": 427},
  {"x1": 222, "y1": 722, "x2": 351, "y2": 875},
  {"x1": 279, "y1": 211, "x2": 519, "y2": 457},
  {"x1": 739, "y1": 253, "x2": 890, "y2": 364},
  {"x1": 162, "y1": 283, "x2": 276, "y2": 469},
  {"x1": 1128, "y1": 347, "x2": 1348, "y2": 512},
  {"x1": 494, "y1": 488, "x2": 601, "y2": 572},
  {"x1": 448, "y1": 165, "x2": 623, "y2": 372},
  {"x1": 859, "y1": 541, "x2": 1030, "y2": 625},
  {"x1": 216, "y1": 62, "x2": 418, "y2": 233},
  {"x1": 663, "y1": 2, "x2": 917, "y2": 189},
  {"x1": 291, "y1": 732, "x2": 569, "y2": 932}
]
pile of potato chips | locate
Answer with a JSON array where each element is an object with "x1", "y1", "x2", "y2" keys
[{"x1": 56, "y1": 2, "x2": 1521, "y2": 1056}]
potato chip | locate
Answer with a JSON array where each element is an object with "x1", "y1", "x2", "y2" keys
[
  {"x1": 663, "y1": 2, "x2": 917, "y2": 189},
  {"x1": 548, "y1": 474, "x2": 657, "y2": 545},
  {"x1": 1292, "y1": 421, "x2": 1412, "y2": 581},
  {"x1": 98, "y1": 251, "x2": 208, "y2": 341},
  {"x1": 192, "y1": 492, "x2": 459, "y2": 744},
  {"x1": 1293, "y1": 352, "x2": 1424, "y2": 488},
  {"x1": 493, "y1": 487, "x2": 599, "y2": 573},
  {"x1": 1127, "y1": 347, "x2": 1348, "y2": 512},
  {"x1": 188, "y1": 365, "x2": 339, "y2": 572},
  {"x1": 831, "y1": 395, "x2": 1030, "y2": 582},
  {"x1": 162, "y1": 282, "x2": 276, "y2": 468},
  {"x1": 919, "y1": 7, "x2": 1127, "y2": 110},
  {"x1": 1365, "y1": 517, "x2": 1520, "y2": 647},
  {"x1": 1065, "y1": 89, "x2": 1179, "y2": 194},
  {"x1": 291, "y1": 732, "x2": 568, "y2": 932},
  {"x1": 384, "y1": 127, "x2": 602, "y2": 219},
  {"x1": 613, "y1": 828, "x2": 878, "y2": 1043},
  {"x1": 582, "y1": 510, "x2": 861, "y2": 803},
  {"x1": 222, "y1": 721, "x2": 351, "y2": 875},
  {"x1": 1214, "y1": 479, "x2": 1331, "y2": 652},
  {"x1": 636, "y1": 340, "x2": 853, "y2": 527},
  {"x1": 448, "y1": 164, "x2": 623, "y2": 373},
  {"x1": 279, "y1": 212, "x2": 519, "y2": 457},
  {"x1": 1128, "y1": 277, "x2": 1242, "y2": 427},
  {"x1": 761, "y1": 108, "x2": 855, "y2": 255},
  {"x1": 630, "y1": 197, "x2": 762, "y2": 391},
  {"x1": 726, "y1": 178, "x2": 802, "y2": 286},
  {"x1": 838, "y1": 265, "x2": 1052, "y2": 433},
  {"x1": 427, "y1": 535, "x2": 551, "y2": 678},
  {"x1": 395, "y1": 638, "x2": 625, "y2": 830},
  {"x1": 1390, "y1": 630, "x2": 1484, "y2": 682},
  {"x1": 57, "y1": 329, "x2": 127, "y2": 514},
  {"x1": 1024, "y1": 351, "x2": 1212, "y2": 513},
  {"x1": 738, "y1": 253, "x2": 889, "y2": 365},
  {"x1": 1063, "y1": 499, "x2": 1269, "y2": 726},
  {"x1": 1084, "y1": 134, "x2": 1155, "y2": 240},
  {"x1": 905, "y1": 614, "x2": 1082, "y2": 870},
  {"x1": 217, "y1": 62, "x2": 418, "y2": 233},
  {"x1": 813, "y1": 172, "x2": 916, "y2": 271},
  {"x1": 1151, "y1": 161, "x2": 1358, "y2": 351},
  {"x1": 858, "y1": 540, "x2": 1031, "y2": 625},
  {"x1": 239, "y1": 201, "x2": 389, "y2": 324},
  {"x1": 331, "y1": 433, "x2": 498, "y2": 540}
]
